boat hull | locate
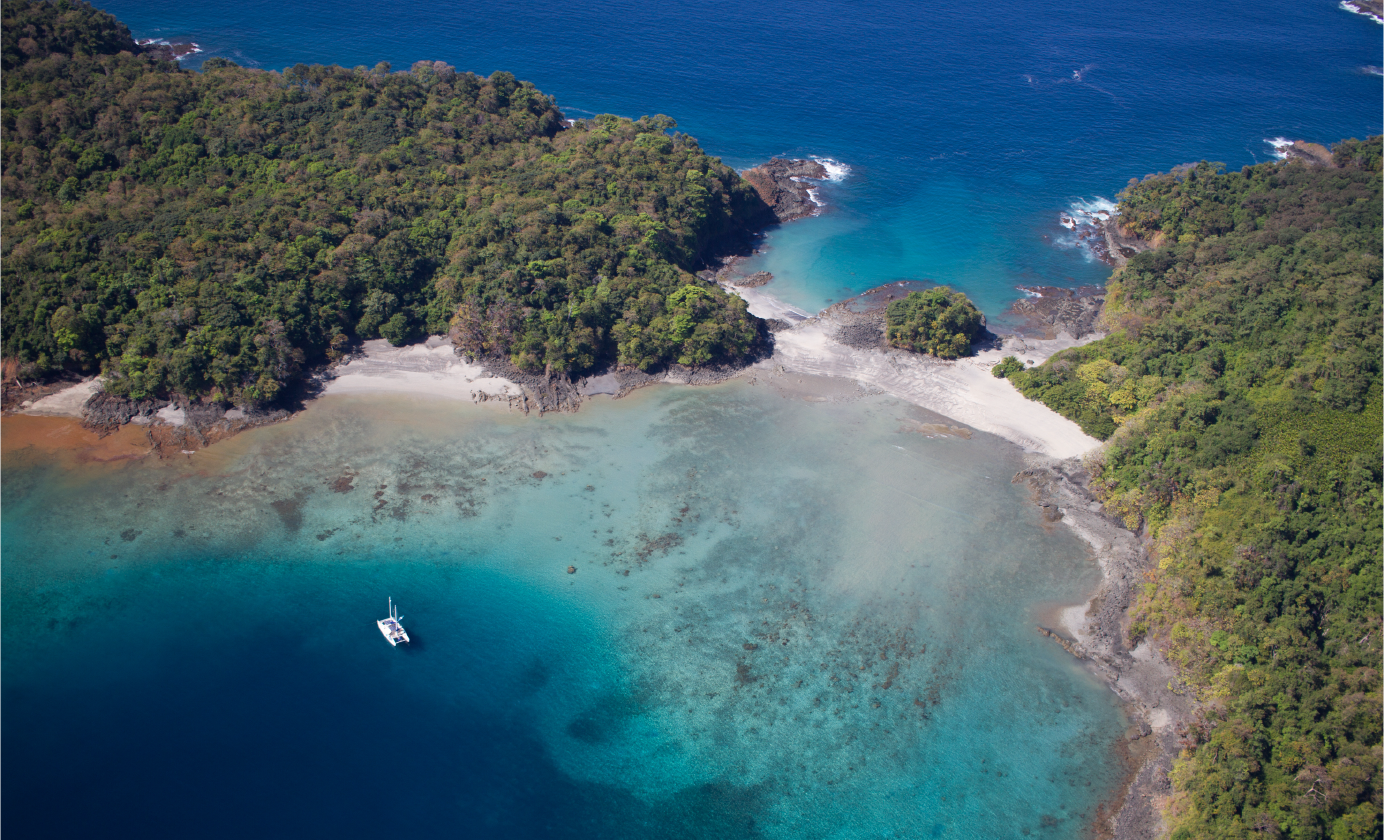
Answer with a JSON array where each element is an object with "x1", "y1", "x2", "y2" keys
[{"x1": 377, "y1": 619, "x2": 409, "y2": 646}]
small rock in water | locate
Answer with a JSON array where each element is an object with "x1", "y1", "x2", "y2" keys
[
  {"x1": 533, "y1": 471, "x2": 548, "y2": 479},
  {"x1": 743, "y1": 643, "x2": 758, "y2": 651},
  {"x1": 567, "y1": 565, "x2": 577, "y2": 574}
]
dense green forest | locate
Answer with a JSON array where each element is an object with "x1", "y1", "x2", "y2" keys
[
  {"x1": 883, "y1": 287, "x2": 984, "y2": 359},
  {"x1": 1011, "y1": 141, "x2": 1382, "y2": 839},
  {"x1": 1, "y1": 0, "x2": 770, "y2": 406}
]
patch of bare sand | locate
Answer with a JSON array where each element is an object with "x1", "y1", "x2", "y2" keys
[
  {"x1": 17, "y1": 377, "x2": 101, "y2": 417},
  {"x1": 324, "y1": 337, "x2": 521, "y2": 403},
  {"x1": 760, "y1": 316, "x2": 1101, "y2": 459}
]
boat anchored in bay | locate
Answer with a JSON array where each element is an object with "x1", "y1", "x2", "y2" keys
[{"x1": 377, "y1": 597, "x2": 409, "y2": 646}]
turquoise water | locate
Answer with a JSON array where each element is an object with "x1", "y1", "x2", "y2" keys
[
  {"x1": 9, "y1": 0, "x2": 1380, "y2": 832},
  {"x1": 4, "y1": 385, "x2": 1125, "y2": 837}
]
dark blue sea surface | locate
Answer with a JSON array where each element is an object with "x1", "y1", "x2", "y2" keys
[
  {"x1": 4, "y1": 1, "x2": 1380, "y2": 837},
  {"x1": 100, "y1": 0, "x2": 1380, "y2": 317}
]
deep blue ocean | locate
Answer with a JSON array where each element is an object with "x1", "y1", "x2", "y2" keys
[
  {"x1": 98, "y1": 0, "x2": 1379, "y2": 317},
  {"x1": 3, "y1": 1, "x2": 1380, "y2": 838}
]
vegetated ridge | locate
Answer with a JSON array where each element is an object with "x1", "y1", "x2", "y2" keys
[
  {"x1": 1, "y1": 0, "x2": 773, "y2": 407},
  {"x1": 1010, "y1": 140, "x2": 1382, "y2": 839}
]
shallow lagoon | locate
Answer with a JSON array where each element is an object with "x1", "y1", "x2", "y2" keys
[{"x1": 3, "y1": 382, "x2": 1126, "y2": 838}]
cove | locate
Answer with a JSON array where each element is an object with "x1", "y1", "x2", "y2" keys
[{"x1": 4, "y1": 382, "x2": 1127, "y2": 838}]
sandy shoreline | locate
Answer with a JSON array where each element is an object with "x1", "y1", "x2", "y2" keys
[
  {"x1": 323, "y1": 336, "x2": 524, "y2": 403},
  {"x1": 758, "y1": 314, "x2": 1100, "y2": 459}
]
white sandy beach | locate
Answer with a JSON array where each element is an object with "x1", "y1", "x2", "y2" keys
[
  {"x1": 18, "y1": 378, "x2": 101, "y2": 417},
  {"x1": 19, "y1": 295, "x2": 1100, "y2": 461},
  {"x1": 323, "y1": 337, "x2": 522, "y2": 402},
  {"x1": 760, "y1": 318, "x2": 1100, "y2": 459}
]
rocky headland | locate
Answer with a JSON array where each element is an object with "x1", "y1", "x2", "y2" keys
[
  {"x1": 740, "y1": 158, "x2": 830, "y2": 223},
  {"x1": 1340, "y1": 0, "x2": 1384, "y2": 22},
  {"x1": 6, "y1": 154, "x2": 844, "y2": 446},
  {"x1": 1277, "y1": 139, "x2": 1338, "y2": 167}
]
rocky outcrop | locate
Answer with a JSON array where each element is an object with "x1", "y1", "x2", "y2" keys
[
  {"x1": 81, "y1": 390, "x2": 291, "y2": 454},
  {"x1": 740, "y1": 158, "x2": 828, "y2": 223},
  {"x1": 730, "y1": 271, "x2": 774, "y2": 288},
  {"x1": 470, "y1": 353, "x2": 758, "y2": 415},
  {"x1": 81, "y1": 391, "x2": 170, "y2": 433},
  {"x1": 1280, "y1": 140, "x2": 1336, "y2": 167},
  {"x1": 1008, "y1": 286, "x2": 1106, "y2": 339},
  {"x1": 1101, "y1": 218, "x2": 1153, "y2": 266},
  {"x1": 1013, "y1": 458, "x2": 1197, "y2": 840},
  {"x1": 1340, "y1": 0, "x2": 1383, "y2": 20}
]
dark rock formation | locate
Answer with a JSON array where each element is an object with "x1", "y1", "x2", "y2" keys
[
  {"x1": 1008, "y1": 286, "x2": 1106, "y2": 339},
  {"x1": 731, "y1": 271, "x2": 774, "y2": 288},
  {"x1": 81, "y1": 391, "x2": 168, "y2": 433},
  {"x1": 471, "y1": 352, "x2": 757, "y2": 415},
  {"x1": 834, "y1": 317, "x2": 887, "y2": 350},
  {"x1": 1279, "y1": 140, "x2": 1336, "y2": 167},
  {"x1": 741, "y1": 158, "x2": 828, "y2": 223},
  {"x1": 1341, "y1": 0, "x2": 1383, "y2": 19},
  {"x1": 80, "y1": 389, "x2": 289, "y2": 454},
  {"x1": 1100, "y1": 218, "x2": 1153, "y2": 265}
]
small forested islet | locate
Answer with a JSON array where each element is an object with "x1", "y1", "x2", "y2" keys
[{"x1": 884, "y1": 287, "x2": 985, "y2": 360}]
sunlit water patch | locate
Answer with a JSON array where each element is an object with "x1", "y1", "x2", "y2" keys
[{"x1": 4, "y1": 384, "x2": 1125, "y2": 838}]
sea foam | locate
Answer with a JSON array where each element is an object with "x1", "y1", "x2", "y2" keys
[
  {"x1": 1265, "y1": 137, "x2": 1295, "y2": 159},
  {"x1": 810, "y1": 156, "x2": 852, "y2": 182},
  {"x1": 1339, "y1": 0, "x2": 1384, "y2": 23},
  {"x1": 1054, "y1": 197, "x2": 1117, "y2": 262}
]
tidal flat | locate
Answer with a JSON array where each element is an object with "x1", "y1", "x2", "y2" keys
[{"x1": 3, "y1": 381, "x2": 1128, "y2": 838}]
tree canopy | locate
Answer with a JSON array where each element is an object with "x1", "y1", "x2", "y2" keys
[
  {"x1": 2, "y1": 0, "x2": 770, "y2": 406},
  {"x1": 884, "y1": 287, "x2": 984, "y2": 359},
  {"x1": 1011, "y1": 140, "x2": 1382, "y2": 840}
]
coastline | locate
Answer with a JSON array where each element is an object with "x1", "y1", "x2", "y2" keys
[
  {"x1": 5, "y1": 149, "x2": 1178, "y2": 834},
  {"x1": 724, "y1": 282, "x2": 1188, "y2": 839},
  {"x1": 5, "y1": 280, "x2": 1183, "y2": 837},
  {"x1": 1016, "y1": 458, "x2": 1193, "y2": 840}
]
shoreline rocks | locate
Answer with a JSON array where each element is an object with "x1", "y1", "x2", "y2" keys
[
  {"x1": 1100, "y1": 217, "x2": 1153, "y2": 266},
  {"x1": 740, "y1": 158, "x2": 830, "y2": 223},
  {"x1": 1008, "y1": 286, "x2": 1106, "y2": 339},
  {"x1": 1278, "y1": 139, "x2": 1337, "y2": 167},
  {"x1": 1014, "y1": 458, "x2": 1196, "y2": 840},
  {"x1": 464, "y1": 350, "x2": 764, "y2": 416},
  {"x1": 81, "y1": 390, "x2": 291, "y2": 455}
]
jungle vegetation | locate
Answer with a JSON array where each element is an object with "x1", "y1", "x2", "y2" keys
[
  {"x1": 884, "y1": 286, "x2": 985, "y2": 359},
  {"x1": 991, "y1": 354, "x2": 1024, "y2": 379},
  {"x1": 1, "y1": 0, "x2": 770, "y2": 406},
  {"x1": 1011, "y1": 140, "x2": 1382, "y2": 839}
]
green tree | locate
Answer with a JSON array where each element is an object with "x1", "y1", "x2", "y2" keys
[{"x1": 885, "y1": 287, "x2": 984, "y2": 359}]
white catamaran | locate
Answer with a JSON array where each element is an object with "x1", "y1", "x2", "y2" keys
[{"x1": 377, "y1": 597, "x2": 409, "y2": 646}]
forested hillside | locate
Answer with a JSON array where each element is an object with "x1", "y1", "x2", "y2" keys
[
  {"x1": 1011, "y1": 141, "x2": 1382, "y2": 839},
  {"x1": 1, "y1": 0, "x2": 769, "y2": 406}
]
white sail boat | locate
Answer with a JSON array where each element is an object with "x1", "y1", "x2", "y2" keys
[{"x1": 377, "y1": 597, "x2": 409, "y2": 646}]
